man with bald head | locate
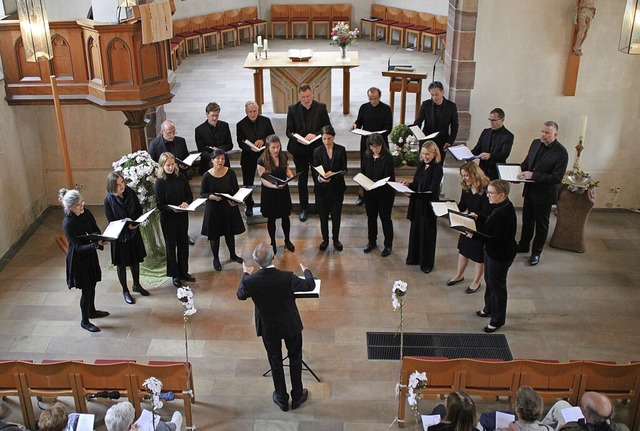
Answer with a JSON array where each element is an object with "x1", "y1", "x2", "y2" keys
[
  {"x1": 148, "y1": 120, "x2": 190, "y2": 170},
  {"x1": 542, "y1": 391, "x2": 629, "y2": 431}
]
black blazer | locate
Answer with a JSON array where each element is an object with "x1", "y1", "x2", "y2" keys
[
  {"x1": 474, "y1": 199, "x2": 517, "y2": 262},
  {"x1": 237, "y1": 267, "x2": 315, "y2": 340},
  {"x1": 520, "y1": 139, "x2": 569, "y2": 206},
  {"x1": 236, "y1": 114, "x2": 275, "y2": 164},
  {"x1": 413, "y1": 98, "x2": 459, "y2": 150},
  {"x1": 406, "y1": 161, "x2": 443, "y2": 220},
  {"x1": 194, "y1": 120, "x2": 233, "y2": 174},
  {"x1": 286, "y1": 100, "x2": 331, "y2": 159},
  {"x1": 147, "y1": 135, "x2": 190, "y2": 165},
  {"x1": 312, "y1": 144, "x2": 347, "y2": 196},
  {"x1": 471, "y1": 126, "x2": 515, "y2": 180}
]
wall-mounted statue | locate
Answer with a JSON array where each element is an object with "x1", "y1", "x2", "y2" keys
[{"x1": 573, "y1": 0, "x2": 596, "y2": 56}]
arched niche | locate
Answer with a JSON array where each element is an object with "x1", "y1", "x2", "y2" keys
[
  {"x1": 87, "y1": 36, "x2": 103, "y2": 83},
  {"x1": 14, "y1": 37, "x2": 43, "y2": 81},
  {"x1": 51, "y1": 34, "x2": 73, "y2": 79},
  {"x1": 106, "y1": 37, "x2": 133, "y2": 85}
]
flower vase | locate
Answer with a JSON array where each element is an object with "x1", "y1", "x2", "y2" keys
[
  {"x1": 139, "y1": 210, "x2": 167, "y2": 286},
  {"x1": 339, "y1": 45, "x2": 349, "y2": 61}
]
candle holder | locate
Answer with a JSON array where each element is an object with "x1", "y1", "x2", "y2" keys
[{"x1": 264, "y1": 48, "x2": 269, "y2": 59}]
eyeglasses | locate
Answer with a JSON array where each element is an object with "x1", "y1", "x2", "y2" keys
[
  {"x1": 486, "y1": 190, "x2": 498, "y2": 196},
  {"x1": 488, "y1": 118, "x2": 503, "y2": 122}
]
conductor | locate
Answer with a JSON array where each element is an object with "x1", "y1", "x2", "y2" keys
[{"x1": 236, "y1": 242, "x2": 315, "y2": 412}]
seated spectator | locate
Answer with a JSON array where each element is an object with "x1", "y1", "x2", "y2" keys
[
  {"x1": 429, "y1": 391, "x2": 477, "y2": 431},
  {"x1": 0, "y1": 420, "x2": 28, "y2": 431},
  {"x1": 497, "y1": 386, "x2": 553, "y2": 431},
  {"x1": 105, "y1": 402, "x2": 182, "y2": 431},
  {"x1": 542, "y1": 392, "x2": 629, "y2": 431},
  {"x1": 38, "y1": 402, "x2": 68, "y2": 431}
]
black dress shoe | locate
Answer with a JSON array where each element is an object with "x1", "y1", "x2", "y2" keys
[
  {"x1": 181, "y1": 273, "x2": 196, "y2": 282},
  {"x1": 133, "y1": 285, "x2": 150, "y2": 296},
  {"x1": 272, "y1": 392, "x2": 289, "y2": 412},
  {"x1": 516, "y1": 243, "x2": 530, "y2": 253},
  {"x1": 333, "y1": 240, "x2": 343, "y2": 251},
  {"x1": 172, "y1": 277, "x2": 182, "y2": 287},
  {"x1": 89, "y1": 310, "x2": 110, "y2": 318},
  {"x1": 123, "y1": 291, "x2": 135, "y2": 304},
  {"x1": 81, "y1": 321, "x2": 100, "y2": 332},
  {"x1": 230, "y1": 255, "x2": 244, "y2": 264},
  {"x1": 483, "y1": 325, "x2": 501, "y2": 333},
  {"x1": 188, "y1": 236, "x2": 196, "y2": 246},
  {"x1": 245, "y1": 207, "x2": 253, "y2": 217},
  {"x1": 446, "y1": 277, "x2": 465, "y2": 286},
  {"x1": 421, "y1": 267, "x2": 432, "y2": 274},
  {"x1": 319, "y1": 240, "x2": 329, "y2": 251},
  {"x1": 465, "y1": 284, "x2": 481, "y2": 294},
  {"x1": 299, "y1": 209, "x2": 308, "y2": 222},
  {"x1": 291, "y1": 388, "x2": 308, "y2": 410},
  {"x1": 381, "y1": 247, "x2": 392, "y2": 257},
  {"x1": 213, "y1": 258, "x2": 222, "y2": 271},
  {"x1": 284, "y1": 240, "x2": 296, "y2": 252},
  {"x1": 475, "y1": 310, "x2": 491, "y2": 318},
  {"x1": 528, "y1": 254, "x2": 540, "y2": 266},
  {"x1": 355, "y1": 195, "x2": 364, "y2": 206},
  {"x1": 363, "y1": 242, "x2": 376, "y2": 253}
]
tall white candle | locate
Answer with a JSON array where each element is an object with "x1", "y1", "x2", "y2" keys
[
  {"x1": 263, "y1": 39, "x2": 268, "y2": 51},
  {"x1": 257, "y1": 36, "x2": 262, "y2": 47},
  {"x1": 579, "y1": 114, "x2": 588, "y2": 141},
  {"x1": 253, "y1": 43, "x2": 258, "y2": 54}
]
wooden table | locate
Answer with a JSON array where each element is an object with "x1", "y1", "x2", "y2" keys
[{"x1": 243, "y1": 51, "x2": 360, "y2": 114}]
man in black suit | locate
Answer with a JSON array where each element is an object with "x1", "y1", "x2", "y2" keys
[
  {"x1": 286, "y1": 83, "x2": 332, "y2": 222},
  {"x1": 148, "y1": 120, "x2": 190, "y2": 170},
  {"x1": 471, "y1": 108, "x2": 515, "y2": 180},
  {"x1": 237, "y1": 242, "x2": 315, "y2": 412},
  {"x1": 412, "y1": 81, "x2": 459, "y2": 161},
  {"x1": 194, "y1": 102, "x2": 233, "y2": 175},
  {"x1": 237, "y1": 101, "x2": 275, "y2": 217},
  {"x1": 517, "y1": 121, "x2": 568, "y2": 266}
]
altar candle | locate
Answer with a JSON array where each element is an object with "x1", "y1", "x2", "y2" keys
[
  {"x1": 579, "y1": 114, "x2": 588, "y2": 141},
  {"x1": 257, "y1": 36, "x2": 262, "y2": 47},
  {"x1": 263, "y1": 39, "x2": 268, "y2": 51},
  {"x1": 253, "y1": 43, "x2": 258, "y2": 54}
]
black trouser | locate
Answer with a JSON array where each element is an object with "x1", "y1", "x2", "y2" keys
[
  {"x1": 262, "y1": 332, "x2": 303, "y2": 402},
  {"x1": 364, "y1": 190, "x2": 394, "y2": 248},
  {"x1": 316, "y1": 192, "x2": 344, "y2": 241},
  {"x1": 160, "y1": 213, "x2": 189, "y2": 277},
  {"x1": 292, "y1": 153, "x2": 312, "y2": 210},
  {"x1": 482, "y1": 251, "x2": 514, "y2": 328},
  {"x1": 520, "y1": 193, "x2": 552, "y2": 254},
  {"x1": 80, "y1": 283, "x2": 97, "y2": 324}
]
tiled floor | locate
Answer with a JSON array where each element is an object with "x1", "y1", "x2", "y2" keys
[{"x1": 1, "y1": 38, "x2": 640, "y2": 431}]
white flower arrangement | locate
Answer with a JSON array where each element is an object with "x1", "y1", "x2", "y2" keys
[
  {"x1": 177, "y1": 286, "x2": 197, "y2": 318},
  {"x1": 143, "y1": 376, "x2": 163, "y2": 411},
  {"x1": 407, "y1": 370, "x2": 428, "y2": 407},
  {"x1": 392, "y1": 280, "x2": 407, "y2": 310},
  {"x1": 113, "y1": 150, "x2": 159, "y2": 210}
]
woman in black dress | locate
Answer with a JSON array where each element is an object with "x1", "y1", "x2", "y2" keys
[
  {"x1": 155, "y1": 152, "x2": 195, "y2": 288},
  {"x1": 471, "y1": 179, "x2": 517, "y2": 332},
  {"x1": 361, "y1": 133, "x2": 395, "y2": 257},
  {"x1": 403, "y1": 141, "x2": 443, "y2": 274},
  {"x1": 201, "y1": 148, "x2": 246, "y2": 271},
  {"x1": 104, "y1": 171, "x2": 149, "y2": 304},
  {"x1": 256, "y1": 135, "x2": 295, "y2": 255},
  {"x1": 60, "y1": 188, "x2": 109, "y2": 333},
  {"x1": 446, "y1": 162, "x2": 491, "y2": 293},
  {"x1": 427, "y1": 391, "x2": 477, "y2": 431},
  {"x1": 313, "y1": 125, "x2": 348, "y2": 252}
]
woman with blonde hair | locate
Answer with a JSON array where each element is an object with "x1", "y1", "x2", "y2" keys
[{"x1": 447, "y1": 162, "x2": 491, "y2": 293}]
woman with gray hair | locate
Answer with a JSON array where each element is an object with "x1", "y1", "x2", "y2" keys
[
  {"x1": 497, "y1": 386, "x2": 553, "y2": 431},
  {"x1": 105, "y1": 401, "x2": 182, "y2": 431},
  {"x1": 60, "y1": 188, "x2": 109, "y2": 333}
]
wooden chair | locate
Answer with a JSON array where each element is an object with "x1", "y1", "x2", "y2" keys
[
  {"x1": 518, "y1": 360, "x2": 582, "y2": 405},
  {"x1": 73, "y1": 362, "x2": 136, "y2": 413},
  {"x1": 17, "y1": 361, "x2": 83, "y2": 430},
  {"x1": 227, "y1": 9, "x2": 252, "y2": 45},
  {"x1": 242, "y1": 6, "x2": 267, "y2": 41},
  {"x1": 374, "y1": 7, "x2": 400, "y2": 44},
  {"x1": 458, "y1": 359, "x2": 520, "y2": 409},
  {"x1": 191, "y1": 14, "x2": 219, "y2": 52},
  {"x1": 189, "y1": 15, "x2": 214, "y2": 54},
  {"x1": 271, "y1": 5, "x2": 290, "y2": 39},
  {"x1": 0, "y1": 361, "x2": 31, "y2": 430},
  {"x1": 290, "y1": 5, "x2": 310, "y2": 40},
  {"x1": 397, "y1": 357, "x2": 462, "y2": 429},
  {"x1": 330, "y1": 4, "x2": 352, "y2": 29},
  {"x1": 311, "y1": 5, "x2": 331, "y2": 40},
  {"x1": 129, "y1": 363, "x2": 195, "y2": 431},
  {"x1": 390, "y1": 10, "x2": 417, "y2": 47},
  {"x1": 172, "y1": 18, "x2": 201, "y2": 55},
  {"x1": 209, "y1": 12, "x2": 236, "y2": 49},
  {"x1": 421, "y1": 15, "x2": 447, "y2": 55},
  {"x1": 361, "y1": 4, "x2": 386, "y2": 41},
  {"x1": 405, "y1": 12, "x2": 433, "y2": 51}
]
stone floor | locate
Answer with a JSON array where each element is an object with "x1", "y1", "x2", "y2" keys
[{"x1": 1, "y1": 38, "x2": 640, "y2": 431}]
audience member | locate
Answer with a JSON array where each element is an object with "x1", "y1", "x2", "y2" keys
[
  {"x1": 312, "y1": 125, "x2": 347, "y2": 252},
  {"x1": 256, "y1": 135, "x2": 296, "y2": 255},
  {"x1": 104, "y1": 171, "x2": 150, "y2": 304},
  {"x1": 413, "y1": 81, "x2": 459, "y2": 161},
  {"x1": 286, "y1": 83, "x2": 332, "y2": 222},
  {"x1": 195, "y1": 102, "x2": 233, "y2": 175},
  {"x1": 403, "y1": 141, "x2": 443, "y2": 274},
  {"x1": 236, "y1": 101, "x2": 275, "y2": 217},
  {"x1": 105, "y1": 401, "x2": 182, "y2": 431},
  {"x1": 200, "y1": 149, "x2": 246, "y2": 271},
  {"x1": 496, "y1": 386, "x2": 553, "y2": 431},
  {"x1": 516, "y1": 121, "x2": 568, "y2": 266},
  {"x1": 60, "y1": 188, "x2": 109, "y2": 333},
  {"x1": 38, "y1": 402, "x2": 67, "y2": 431},
  {"x1": 237, "y1": 242, "x2": 315, "y2": 412},
  {"x1": 542, "y1": 391, "x2": 629, "y2": 431},
  {"x1": 471, "y1": 108, "x2": 514, "y2": 180},
  {"x1": 428, "y1": 391, "x2": 477, "y2": 431}
]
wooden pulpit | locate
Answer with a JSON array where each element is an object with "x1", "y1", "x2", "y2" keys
[{"x1": 382, "y1": 70, "x2": 428, "y2": 124}]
